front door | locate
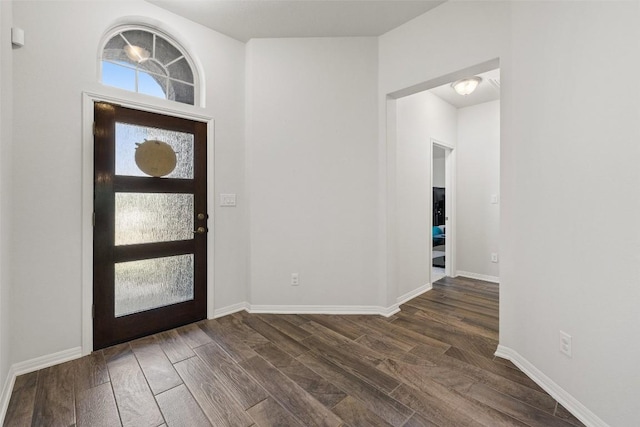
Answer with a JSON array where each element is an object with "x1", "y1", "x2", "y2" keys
[{"x1": 93, "y1": 102, "x2": 208, "y2": 350}]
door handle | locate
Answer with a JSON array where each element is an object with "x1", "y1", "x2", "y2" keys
[
  {"x1": 197, "y1": 213, "x2": 208, "y2": 220},
  {"x1": 193, "y1": 226, "x2": 207, "y2": 234}
]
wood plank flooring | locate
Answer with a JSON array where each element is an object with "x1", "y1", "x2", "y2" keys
[{"x1": 4, "y1": 277, "x2": 585, "y2": 427}]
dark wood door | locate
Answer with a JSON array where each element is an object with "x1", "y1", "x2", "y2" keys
[{"x1": 93, "y1": 102, "x2": 207, "y2": 350}]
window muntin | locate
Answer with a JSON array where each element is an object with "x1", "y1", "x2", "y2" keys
[{"x1": 102, "y1": 29, "x2": 195, "y2": 105}]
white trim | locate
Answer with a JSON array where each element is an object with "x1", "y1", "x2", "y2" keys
[
  {"x1": 84, "y1": 91, "x2": 211, "y2": 122},
  {"x1": 10, "y1": 347, "x2": 82, "y2": 377},
  {"x1": 382, "y1": 97, "x2": 397, "y2": 309},
  {"x1": 494, "y1": 345, "x2": 609, "y2": 427},
  {"x1": 81, "y1": 91, "x2": 215, "y2": 356},
  {"x1": 444, "y1": 146, "x2": 456, "y2": 276},
  {"x1": 431, "y1": 137, "x2": 455, "y2": 151},
  {"x1": 387, "y1": 59, "x2": 500, "y2": 100},
  {"x1": 379, "y1": 305, "x2": 401, "y2": 317},
  {"x1": 0, "y1": 347, "x2": 82, "y2": 424},
  {"x1": 212, "y1": 302, "x2": 249, "y2": 319},
  {"x1": 205, "y1": 120, "x2": 216, "y2": 320},
  {"x1": 247, "y1": 304, "x2": 400, "y2": 318},
  {"x1": 396, "y1": 284, "x2": 432, "y2": 305},
  {"x1": 456, "y1": 270, "x2": 500, "y2": 284},
  {"x1": 0, "y1": 369, "x2": 13, "y2": 427},
  {"x1": 213, "y1": 302, "x2": 402, "y2": 319},
  {"x1": 81, "y1": 93, "x2": 94, "y2": 357},
  {"x1": 431, "y1": 139, "x2": 456, "y2": 279}
]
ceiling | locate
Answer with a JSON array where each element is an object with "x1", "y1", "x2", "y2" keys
[
  {"x1": 429, "y1": 68, "x2": 501, "y2": 109},
  {"x1": 146, "y1": 1, "x2": 498, "y2": 108},
  {"x1": 147, "y1": 0, "x2": 445, "y2": 42}
]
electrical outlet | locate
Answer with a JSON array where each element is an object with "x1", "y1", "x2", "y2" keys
[
  {"x1": 491, "y1": 253, "x2": 499, "y2": 263},
  {"x1": 560, "y1": 331, "x2": 572, "y2": 357},
  {"x1": 291, "y1": 273, "x2": 299, "y2": 286}
]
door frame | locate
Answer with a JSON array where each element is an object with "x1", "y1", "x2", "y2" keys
[
  {"x1": 430, "y1": 138, "x2": 456, "y2": 280},
  {"x1": 81, "y1": 92, "x2": 215, "y2": 355}
]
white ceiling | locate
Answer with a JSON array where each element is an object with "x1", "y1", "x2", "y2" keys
[
  {"x1": 429, "y1": 68, "x2": 500, "y2": 109},
  {"x1": 147, "y1": 0, "x2": 497, "y2": 108},
  {"x1": 147, "y1": 0, "x2": 445, "y2": 42}
]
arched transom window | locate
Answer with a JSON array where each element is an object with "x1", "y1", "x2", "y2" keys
[{"x1": 102, "y1": 28, "x2": 196, "y2": 105}]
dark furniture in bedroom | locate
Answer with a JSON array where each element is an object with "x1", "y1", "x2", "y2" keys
[
  {"x1": 433, "y1": 187, "x2": 445, "y2": 227},
  {"x1": 433, "y1": 187, "x2": 445, "y2": 268}
]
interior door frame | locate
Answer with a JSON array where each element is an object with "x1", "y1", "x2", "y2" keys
[
  {"x1": 431, "y1": 138, "x2": 456, "y2": 280},
  {"x1": 81, "y1": 91, "x2": 215, "y2": 355}
]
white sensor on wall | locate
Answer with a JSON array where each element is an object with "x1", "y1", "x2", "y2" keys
[
  {"x1": 220, "y1": 193, "x2": 236, "y2": 207},
  {"x1": 11, "y1": 28, "x2": 25, "y2": 47}
]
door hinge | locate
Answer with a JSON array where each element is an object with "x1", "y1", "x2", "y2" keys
[
  {"x1": 92, "y1": 304, "x2": 95, "y2": 318},
  {"x1": 92, "y1": 212, "x2": 96, "y2": 227}
]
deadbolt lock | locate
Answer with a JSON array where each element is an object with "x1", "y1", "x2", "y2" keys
[
  {"x1": 193, "y1": 226, "x2": 206, "y2": 234},
  {"x1": 197, "y1": 213, "x2": 208, "y2": 220}
]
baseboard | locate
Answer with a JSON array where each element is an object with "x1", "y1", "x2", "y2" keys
[
  {"x1": 0, "y1": 346, "x2": 82, "y2": 424},
  {"x1": 396, "y1": 284, "x2": 432, "y2": 305},
  {"x1": 456, "y1": 270, "x2": 500, "y2": 283},
  {"x1": 212, "y1": 302, "x2": 250, "y2": 319},
  {"x1": 378, "y1": 305, "x2": 401, "y2": 317},
  {"x1": 10, "y1": 346, "x2": 83, "y2": 377},
  {"x1": 494, "y1": 345, "x2": 609, "y2": 427},
  {"x1": 0, "y1": 367, "x2": 15, "y2": 427},
  {"x1": 247, "y1": 304, "x2": 400, "y2": 318}
]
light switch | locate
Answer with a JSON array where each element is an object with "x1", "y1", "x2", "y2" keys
[
  {"x1": 220, "y1": 193, "x2": 236, "y2": 207},
  {"x1": 11, "y1": 28, "x2": 25, "y2": 47}
]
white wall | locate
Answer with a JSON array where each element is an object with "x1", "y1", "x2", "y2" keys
[
  {"x1": 246, "y1": 37, "x2": 380, "y2": 308},
  {"x1": 10, "y1": 0, "x2": 247, "y2": 364},
  {"x1": 380, "y1": 1, "x2": 640, "y2": 425},
  {"x1": 502, "y1": 3, "x2": 640, "y2": 425},
  {"x1": 0, "y1": 0, "x2": 13, "y2": 396},
  {"x1": 395, "y1": 91, "x2": 456, "y2": 297},
  {"x1": 456, "y1": 100, "x2": 499, "y2": 279}
]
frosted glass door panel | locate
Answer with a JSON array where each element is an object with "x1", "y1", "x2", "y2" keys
[
  {"x1": 115, "y1": 254, "x2": 194, "y2": 317},
  {"x1": 115, "y1": 123, "x2": 194, "y2": 178},
  {"x1": 115, "y1": 193, "x2": 193, "y2": 245}
]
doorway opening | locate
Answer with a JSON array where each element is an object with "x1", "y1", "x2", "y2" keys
[
  {"x1": 431, "y1": 143, "x2": 450, "y2": 282},
  {"x1": 387, "y1": 59, "x2": 500, "y2": 314}
]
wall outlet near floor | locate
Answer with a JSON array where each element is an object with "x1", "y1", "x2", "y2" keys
[
  {"x1": 291, "y1": 273, "x2": 299, "y2": 286},
  {"x1": 560, "y1": 331, "x2": 572, "y2": 357},
  {"x1": 491, "y1": 253, "x2": 499, "y2": 263}
]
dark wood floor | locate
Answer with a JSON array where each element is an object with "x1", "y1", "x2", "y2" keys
[{"x1": 4, "y1": 276, "x2": 585, "y2": 427}]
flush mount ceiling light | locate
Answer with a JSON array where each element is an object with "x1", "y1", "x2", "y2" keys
[
  {"x1": 452, "y1": 76, "x2": 482, "y2": 96},
  {"x1": 124, "y1": 44, "x2": 150, "y2": 63}
]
